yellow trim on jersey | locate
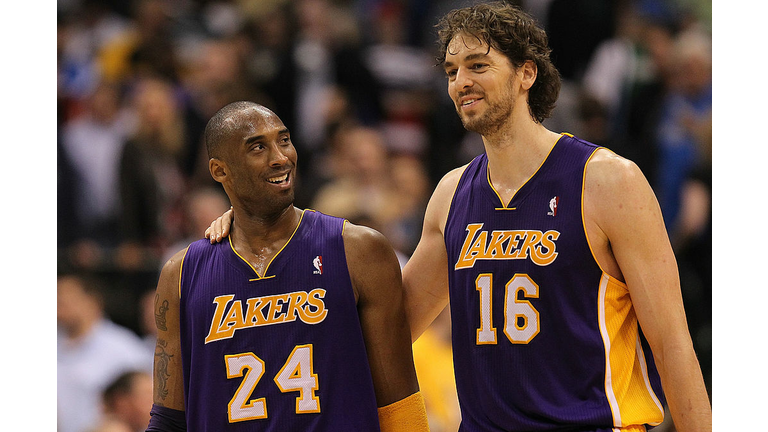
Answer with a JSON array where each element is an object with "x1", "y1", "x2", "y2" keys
[
  {"x1": 179, "y1": 246, "x2": 189, "y2": 299},
  {"x1": 448, "y1": 164, "x2": 471, "y2": 218},
  {"x1": 228, "y1": 209, "x2": 307, "y2": 280},
  {"x1": 487, "y1": 133, "x2": 565, "y2": 209},
  {"x1": 597, "y1": 273, "x2": 665, "y2": 427},
  {"x1": 580, "y1": 144, "x2": 606, "y2": 274}
]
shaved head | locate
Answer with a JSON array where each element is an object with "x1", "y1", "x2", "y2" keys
[{"x1": 204, "y1": 101, "x2": 277, "y2": 159}]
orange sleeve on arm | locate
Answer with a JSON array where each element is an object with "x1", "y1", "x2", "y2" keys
[{"x1": 377, "y1": 391, "x2": 430, "y2": 432}]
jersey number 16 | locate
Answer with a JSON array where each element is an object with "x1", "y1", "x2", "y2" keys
[{"x1": 475, "y1": 273, "x2": 540, "y2": 345}]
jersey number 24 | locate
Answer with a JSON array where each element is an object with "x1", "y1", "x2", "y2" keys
[{"x1": 225, "y1": 344, "x2": 320, "y2": 423}]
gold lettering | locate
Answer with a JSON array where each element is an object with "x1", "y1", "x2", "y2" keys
[
  {"x1": 455, "y1": 224, "x2": 484, "y2": 269},
  {"x1": 302, "y1": 289, "x2": 328, "y2": 324},
  {"x1": 266, "y1": 294, "x2": 291, "y2": 324},
  {"x1": 485, "y1": 231, "x2": 512, "y2": 258},
  {"x1": 531, "y1": 230, "x2": 560, "y2": 266},
  {"x1": 205, "y1": 290, "x2": 329, "y2": 344},
  {"x1": 244, "y1": 297, "x2": 266, "y2": 325},
  {"x1": 205, "y1": 295, "x2": 236, "y2": 344},
  {"x1": 454, "y1": 225, "x2": 560, "y2": 269},
  {"x1": 220, "y1": 300, "x2": 245, "y2": 336}
]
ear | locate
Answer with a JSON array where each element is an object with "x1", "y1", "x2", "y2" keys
[
  {"x1": 209, "y1": 158, "x2": 228, "y2": 184},
  {"x1": 519, "y1": 60, "x2": 537, "y2": 91}
]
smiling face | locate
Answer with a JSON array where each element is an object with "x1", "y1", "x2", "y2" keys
[
  {"x1": 210, "y1": 105, "x2": 298, "y2": 216},
  {"x1": 444, "y1": 33, "x2": 520, "y2": 136}
]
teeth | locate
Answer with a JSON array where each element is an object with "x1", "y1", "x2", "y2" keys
[
  {"x1": 462, "y1": 99, "x2": 478, "y2": 106},
  {"x1": 267, "y1": 174, "x2": 288, "y2": 183}
]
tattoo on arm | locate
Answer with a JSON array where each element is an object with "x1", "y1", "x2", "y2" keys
[
  {"x1": 155, "y1": 294, "x2": 169, "y2": 331},
  {"x1": 154, "y1": 338, "x2": 174, "y2": 401}
]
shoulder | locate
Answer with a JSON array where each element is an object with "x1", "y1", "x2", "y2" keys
[
  {"x1": 585, "y1": 148, "x2": 649, "y2": 197},
  {"x1": 434, "y1": 164, "x2": 470, "y2": 198},
  {"x1": 425, "y1": 163, "x2": 471, "y2": 232},
  {"x1": 584, "y1": 148, "x2": 660, "y2": 234},
  {"x1": 157, "y1": 247, "x2": 189, "y2": 296},
  {"x1": 342, "y1": 222, "x2": 402, "y2": 301},
  {"x1": 342, "y1": 222, "x2": 394, "y2": 259}
]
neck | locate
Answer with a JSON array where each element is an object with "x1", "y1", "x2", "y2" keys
[
  {"x1": 229, "y1": 206, "x2": 302, "y2": 271},
  {"x1": 481, "y1": 118, "x2": 562, "y2": 203},
  {"x1": 232, "y1": 205, "x2": 301, "y2": 244}
]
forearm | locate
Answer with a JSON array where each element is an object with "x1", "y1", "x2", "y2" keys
[
  {"x1": 405, "y1": 287, "x2": 449, "y2": 342},
  {"x1": 656, "y1": 341, "x2": 712, "y2": 431},
  {"x1": 402, "y1": 241, "x2": 450, "y2": 342}
]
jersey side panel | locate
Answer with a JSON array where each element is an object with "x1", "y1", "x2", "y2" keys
[{"x1": 600, "y1": 275, "x2": 665, "y2": 426}]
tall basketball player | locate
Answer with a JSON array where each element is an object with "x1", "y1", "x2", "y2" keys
[
  {"x1": 204, "y1": 3, "x2": 711, "y2": 431},
  {"x1": 146, "y1": 102, "x2": 429, "y2": 431}
]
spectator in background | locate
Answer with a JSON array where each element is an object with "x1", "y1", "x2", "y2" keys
[
  {"x1": 362, "y1": 0, "x2": 437, "y2": 157},
  {"x1": 311, "y1": 125, "x2": 399, "y2": 231},
  {"x1": 125, "y1": 76, "x2": 191, "y2": 247},
  {"x1": 91, "y1": 370, "x2": 154, "y2": 432},
  {"x1": 160, "y1": 186, "x2": 231, "y2": 265},
  {"x1": 59, "y1": 79, "x2": 151, "y2": 269},
  {"x1": 387, "y1": 153, "x2": 431, "y2": 256},
  {"x1": 654, "y1": 27, "x2": 712, "y2": 244},
  {"x1": 58, "y1": 273, "x2": 152, "y2": 432},
  {"x1": 582, "y1": 3, "x2": 678, "y2": 181}
]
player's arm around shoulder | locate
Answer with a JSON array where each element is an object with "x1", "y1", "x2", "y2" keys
[
  {"x1": 343, "y1": 223, "x2": 430, "y2": 432},
  {"x1": 584, "y1": 150, "x2": 711, "y2": 431},
  {"x1": 146, "y1": 248, "x2": 188, "y2": 431},
  {"x1": 402, "y1": 165, "x2": 466, "y2": 342}
]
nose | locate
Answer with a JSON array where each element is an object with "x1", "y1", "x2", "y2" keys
[
  {"x1": 268, "y1": 145, "x2": 290, "y2": 167},
  {"x1": 455, "y1": 67, "x2": 474, "y2": 90}
]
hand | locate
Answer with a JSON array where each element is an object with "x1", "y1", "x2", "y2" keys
[{"x1": 205, "y1": 207, "x2": 233, "y2": 244}]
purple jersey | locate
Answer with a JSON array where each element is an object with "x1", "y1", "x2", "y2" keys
[
  {"x1": 178, "y1": 210, "x2": 380, "y2": 431},
  {"x1": 444, "y1": 135, "x2": 666, "y2": 431}
]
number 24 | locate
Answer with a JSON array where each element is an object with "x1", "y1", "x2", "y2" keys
[
  {"x1": 476, "y1": 273, "x2": 540, "y2": 345},
  {"x1": 225, "y1": 344, "x2": 320, "y2": 423}
]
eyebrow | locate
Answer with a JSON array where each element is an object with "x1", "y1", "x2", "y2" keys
[
  {"x1": 244, "y1": 127, "x2": 291, "y2": 145},
  {"x1": 443, "y1": 53, "x2": 489, "y2": 69}
]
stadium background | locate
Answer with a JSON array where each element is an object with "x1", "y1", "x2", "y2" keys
[{"x1": 56, "y1": 0, "x2": 712, "y2": 430}]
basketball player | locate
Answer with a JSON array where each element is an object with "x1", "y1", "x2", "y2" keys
[
  {"x1": 146, "y1": 102, "x2": 429, "y2": 431},
  {"x1": 205, "y1": 3, "x2": 711, "y2": 431}
]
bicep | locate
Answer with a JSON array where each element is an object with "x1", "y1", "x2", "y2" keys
[
  {"x1": 590, "y1": 158, "x2": 689, "y2": 353},
  {"x1": 346, "y1": 226, "x2": 420, "y2": 406},
  {"x1": 402, "y1": 223, "x2": 450, "y2": 342},
  {"x1": 152, "y1": 250, "x2": 187, "y2": 410},
  {"x1": 402, "y1": 170, "x2": 459, "y2": 341}
]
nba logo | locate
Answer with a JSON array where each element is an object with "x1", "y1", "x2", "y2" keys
[
  {"x1": 547, "y1": 196, "x2": 558, "y2": 216},
  {"x1": 313, "y1": 256, "x2": 323, "y2": 275}
]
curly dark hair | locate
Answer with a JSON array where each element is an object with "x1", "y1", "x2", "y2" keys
[{"x1": 436, "y1": 2, "x2": 561, "y2": 123}]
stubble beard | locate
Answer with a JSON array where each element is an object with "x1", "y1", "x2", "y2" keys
[{"x1": 456, "y1": 81, "x2": 516, "y2": 137}]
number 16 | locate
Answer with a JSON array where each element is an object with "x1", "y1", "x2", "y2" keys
[{"x1": 476, "y1": 273, "x2": 540, "y2": 345}]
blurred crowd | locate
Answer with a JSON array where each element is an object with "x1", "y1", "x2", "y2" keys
[{"x1": 56, "y1": 0, "x2": 712, "y2": 431}]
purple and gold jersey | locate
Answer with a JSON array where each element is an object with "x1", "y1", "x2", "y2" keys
[
  {"x1": 444, "y1": 134, "x2": 665, "y2": 431},
  {"x1": 178, "y1": 210, "x2": 380, "y2": 431}
]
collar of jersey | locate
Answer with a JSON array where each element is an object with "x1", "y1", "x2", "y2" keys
[{"x1": 227, "y1": 209, "x2": 307, "y2": 281}]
